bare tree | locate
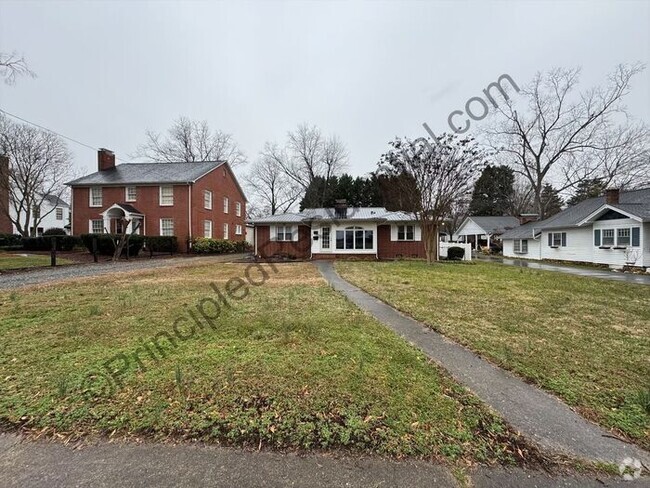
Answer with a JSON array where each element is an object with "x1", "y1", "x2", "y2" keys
[
  {"x1": 0, "y1": 52, "x2": 36, "y2": 85},
  {"x1": 135, "y1": 116, "x2": 246, "y2": 167},
  {"x1": 482, "y1": 64, "x2": 647, "y2": 218},
  {"x1": 506, "y1": 177, "x2": 535, "y2": 216},
  {"x1": 274, "y1": 123, "x2": 348, "y2": 190},
  {"x1": 244, "y1": 143, "x2": 302, "y2": 215},
  {"x1": 0, "y1": 115, "x2": 73, "y2": 236},
  {"x1": 380, "y1": 134, "x2": 486, "y2": 263}
]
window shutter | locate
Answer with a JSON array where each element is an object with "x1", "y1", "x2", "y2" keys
[
  {"x1": 390, "y1": 225, "x2": 397, "y2": 241},
  {"x1": 631, "y1": 227, "x2": 640, "y2": 247},
  {"x1": 561, "y1": 233, "x2": 567, "y2": 247},
  {"x1": 270, "y1": 225, "x2": 277, "y2": 241},
  {"x1": 414, "y1": 224, "x2": 422, "y2": 241},
  {"x1": 547, "y1": 233, "x2": 552, "y2": 246},
  {"x1": 594, "y1": 229, "x2": 601, "y2": 247},
  {"x1": 292, "y1": 225, "x2": 299, "y2": 242}
]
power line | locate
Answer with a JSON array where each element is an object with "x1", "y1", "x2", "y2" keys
[{"x1": 0, "y1": 108, "x2": 132, "y2": 163}]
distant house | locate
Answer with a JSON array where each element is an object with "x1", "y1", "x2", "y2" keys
[
  {"x1": 500, "y1": 188, "x2": 650, "y2": 269},
  {"x1": 251, "y1": 200, "x2": 425, "y2": 259},
  {"x1": 0, "y1": 154, "x2": 70, "y2": 236},
  {"x1": 66, "y1": 149, "x2": 247, "y2": 251},
  {"x1": 12, "y1": 193, "x2": 71, "y2": 236},
  {"x1": 453, "y1": 216, "x2": 522, "y2": 250}
]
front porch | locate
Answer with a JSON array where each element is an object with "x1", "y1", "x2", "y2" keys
[{"x1": 100, "y1": 203, "x2": 145, "y2": 235}]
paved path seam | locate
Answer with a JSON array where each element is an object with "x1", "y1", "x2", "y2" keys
[{"x1": 314, "y1": 260, "x2": 650, "y2": 466}]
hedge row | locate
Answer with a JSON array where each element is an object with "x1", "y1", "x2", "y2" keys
[
  {"x1": 0, "y1": 233, "x2": 22, "y2": 247},
  {"x1": 22, "y1": 235, "x2": 81, "y2": 252},
  {"x1": 447, "y1": 246, "x2": 465, "y2": 261},
  {"x1": 144, "y1": 236, "x2": 178, "y2": 253},
  {"x1": 192, "y1": 237, "x2": 251, "y2": 254},
  {"x1": 80, "y1": 234, "x2": 145, "y2": 257}
]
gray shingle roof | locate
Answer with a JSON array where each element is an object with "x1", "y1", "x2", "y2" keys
[
  {"x1": 40, "y1": 193, "x2": 69, "y2": 207},
  {"x1": 501, "y1": 187, "x2": 650, "y2": 239},
  {"x1": 500, "y1": 222, "x2": 541, "y2": 239},
  {"x1": 535, "y1": 187, "x2": 650, "y2": 230},
  {"x1": 66, "y1": 161, "x2": 226, "y2": 186},
  {"x1": 462, "y1": 216, "x2": 521, "y2": 235},
  {"x1": 251, "y1": 207, "x2": 418, "y2": 224}
]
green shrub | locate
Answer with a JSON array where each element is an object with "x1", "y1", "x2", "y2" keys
[
  {"x1": 192, "y1": 237, "x2": 237, "y2": 254},
  {"x1": 22, "y1": 235, "x2": 80, "y2": 252},
  {"x1": 0, "y1": 233, "x2": 22, "y2": 247},
  {"x1": 233, "y1": 240, "x2": 253, "y2": 253},
  {"x1": 447, "y1": 246, "x2": 465, "y2": 261},
  {"x1": 144, "y1": 236, "x2": 179, "y2": 253},
  {"x1": 80, "y1": 233, "x2": 144, "y2": 257},
  {"x1": 43, "y1": 227, "x2": 67, "y2": 236}
]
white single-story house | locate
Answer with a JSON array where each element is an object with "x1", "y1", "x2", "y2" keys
[
  {"x1": 501, "y1": 188, "x2": 650, "y2": 269},
  {"x1": 251, "y1": 201, "x2": 426, "y2": 260},
  {"x1": 453, "y1": 215, "x2": 521, "y2": 250}
]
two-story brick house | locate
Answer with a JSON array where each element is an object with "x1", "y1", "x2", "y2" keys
[{"x1": 67, "y1": 149, "x2": 247, "y2": 251}]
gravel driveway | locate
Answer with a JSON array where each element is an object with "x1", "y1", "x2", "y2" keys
[{"x1": 0, "y1": 254, "x2": 249, "y2": 290}]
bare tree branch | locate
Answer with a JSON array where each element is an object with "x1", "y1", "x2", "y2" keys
[
  {"x1": 0, "y1": 52, "x2": 36, "y2": 85},
  {"x1": 135, "y1": 116, "x2": 246, "y2": 167}
]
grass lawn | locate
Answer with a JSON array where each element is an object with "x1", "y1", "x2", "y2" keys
[
  {"x1": 0, "y1": 262, "x2": 532, "y2": 464},
  {"x1": 336, "y1": 261, "x2": 650, "y2": 449},
  {"x1": 0, "y1": 252, "x2": 73, "y2": 270}
]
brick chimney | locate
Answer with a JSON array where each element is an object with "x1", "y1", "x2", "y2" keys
[
  {"x1": 518, "y1": 213, "x2": 539, "y2": 225},
  {"x1": 334, "y1": 199, "x2": 348, "y2": 219},
  {"x1": 605, "y1": 188, "x2": 619, "y2": 205},
  {"x1": 98, "y1": 148, "x2": 115, "y2": 172},
  {"x1": 0, "y1": 155, "x2": 12, "y2": 233}
]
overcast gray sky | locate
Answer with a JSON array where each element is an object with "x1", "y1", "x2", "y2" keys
[{"x1": 1, "y1": 0, "x2": 649, "y2": 179}]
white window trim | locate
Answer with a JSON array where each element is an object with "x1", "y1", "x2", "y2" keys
[
  {"x1": 204, "y1": 190, "x2": 213, "y2": 210},
  {"x1": 616, "y1": 227, "x2": 630, "y2": 247},
  {"x1": 235, "y1": 224, "x2": 242, "y2": 235},
  {"x1": 90, "y1": 219, "x2": 104, "y2": 234},
  {"x1": 223, "y1": 197, "x2": 229, "y2": 214},
  {"x1": 55, "y1": 207, "x2": 64, "y2": 220},
  {"x1": 396, "y1": 224, "x2": 415, "y2": 241},
  {"x1": 335, "y1": 226, "x2": 375, "y2": 252},
  {"x1": 235, "y1": 201, "x2": 242, "y2": 217},
  {"x1": 160, "y1": 218, "x2": 174, "y2": 236},
  {"x1": 89, "y1": 187, "x2": 102, "y2": 207},
  {"x1": 275, "y1": 224, "x2": 295, "y2": 242},
  {"x1": 204, "y1": 220, "x2": 213, "y2": 238},
  {"x1": 125, "y1": 186, "x2": 137, "y2": 202},
  {"x1": 601, "y1": 229, "x2": 615, "y2": 246},
  {"x1": 159, "y1": 186, "x2": 174, "y2": 206},
  {"x1": 514, "y1": 239, "x2": 528, "y2": 254},
  {"x1": 223, "y1": 223, "x2": 229, "y2": 240}
]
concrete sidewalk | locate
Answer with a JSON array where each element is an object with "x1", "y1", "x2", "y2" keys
[
  {"x1": 477, "y1": 255, "x2": 650, "y2": 285},
  {"x1": 0, "y1": 434, "x2": 643, "y2": 487},
  {"x1": 314, "y1": 261, "x2": 650, "y2": 467}
]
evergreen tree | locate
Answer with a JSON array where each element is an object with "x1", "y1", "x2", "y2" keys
[
  {"x1": 540, "y1": 184, "x2": 563, "y2": 218},
  {"x1": 567, "y1": 178, "x2": 606, "y2": 206},
  {"x1": 468, "y1": 165, "x2": 514, "y2": 216}
]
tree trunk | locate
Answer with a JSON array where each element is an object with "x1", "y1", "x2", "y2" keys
[{"x1": 421, "y1": 221, "x2": 439, "y2": 264}]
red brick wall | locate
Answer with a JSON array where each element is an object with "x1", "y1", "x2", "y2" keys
[
  {"x1": 71, "y1": 185, "x2": 191, "y2": 250},
  {"x1": 255, "y1": 225, "x2": 311, "y2": 259},
  {"x1": 191, "y1": 164, "x2": 246, "y2": 241},
  {"x1": 377, "y1": 224, "x2": 425, "y2": 259}
]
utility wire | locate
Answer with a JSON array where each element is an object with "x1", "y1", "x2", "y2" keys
[{"x1": 0, "y1": 108, "x2": 132, "y2": 163}]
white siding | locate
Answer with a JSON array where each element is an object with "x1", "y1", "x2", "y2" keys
[
  {"x1": 540, "y1": 227, "x2": 592, "y2": 263},
  {"x1": 11, "y1": 198, "x2": 70, "y2": 235},
  {"x1": 502, "y1": 238, "x2": 541, "y2": 260},
  {"x1": 453, "y1": 218, "x2": 486, "y2": 239},
  {"x1": 643, "y1": 223, "x2": 650, "y2": 268},
  {"x1": 592, "y1": 218, "x2": 645, "y2": 268}
]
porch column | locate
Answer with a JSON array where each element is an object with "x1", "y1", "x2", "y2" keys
[
  {"x1": 103, "y1": 216, "x2": 110, "y2": 234},
  {"x1": 487, "y1": 234, "x2": 491, "y2": 250}
]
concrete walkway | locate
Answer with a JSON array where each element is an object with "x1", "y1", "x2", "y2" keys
[
  {"x1": 315, "y1": 261, "x2": 650, "y2": 467},
  {"x1": 0, "y1": 434, "x2": 644, "y2": 487},
  {"x1": 0, "y1": 254, "x2": 249, "y2": 290},
  {"x1": 478, "y1": 255, "x2": 650, "y2": 285}
]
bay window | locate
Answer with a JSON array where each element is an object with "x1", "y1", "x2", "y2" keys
[{"x1": 335, "y1": 226, "x2": 373, "y2": 250}]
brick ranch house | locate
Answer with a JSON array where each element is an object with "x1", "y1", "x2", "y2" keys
[
  {"x1": 251, "y1": 201, "x2": 425, "y2": 259},
  {"x1": 66, "y1": 149, "x2": 247, "y2": 251}
]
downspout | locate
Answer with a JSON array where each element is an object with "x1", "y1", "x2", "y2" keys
[
  {"x1": 188, "y1": 185, "x2": 192, "y2": 251},
  {"x1": 254, "y1": 225, "x2": 258, "y2": 257}
]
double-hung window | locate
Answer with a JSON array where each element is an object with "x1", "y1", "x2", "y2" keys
[
  {"x1": 55, "y1": 208, "x2": 63, "y2": 220},
  {"x1": 235, "y1": 224, "x2": 243, "y2": 235},
  {"x1": 204, "y1": 190, "x2": 213, "y2": 210},
  {"x1": 514, "y1": 239, "x2": 528, "y2": 253},
  {"x1": 601, "y1": 229, "x2": 614, "y2": 246},
  {"x1": 235, "y1": 202, "x2": 242, "y2": 217},
  {"x1": 125, "y1": 186, "x2": 137, "y2": 202},
  {"x1": 276, "y1": 225, "x2": 293, "y2": 241},
  {"x1": 90, "y1": 187, "x2": 102, "y2": 207},
  {"x1": 548, "y1": 232, "x2": 566, "y2": 247},
  {"x1": 397, "y1": 224, "x2": 415, "y2": 241},
  {"x1": 91, "y1": 219, "x2": 104, "y2": 234},
  {"x1": 617, "y1": 228, "x2": 630, "y2": 246},
  {"x1": 223, "y1": 223, "x2": 229, "y2": 239},
  {"x1": 160, "y1": 218, "x2": 174, "y2": 236},
  {"x1": 223, "y1": 197, "x2": 229, "y2": 213},
  {"x1": 159, "y1": 186, "x2": 174, "y2": 206},
  {"x1": 204, "y1": 220, "x2": 212, "y2": 238}
]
